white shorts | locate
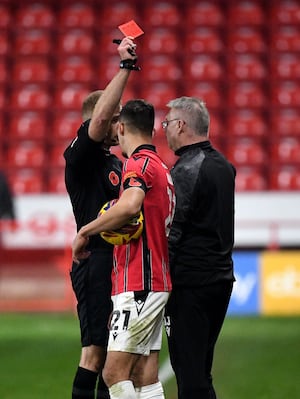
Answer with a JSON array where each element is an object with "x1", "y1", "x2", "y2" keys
[{"x1": 108, "y1": 291, "x2": 170, "y2": 356}]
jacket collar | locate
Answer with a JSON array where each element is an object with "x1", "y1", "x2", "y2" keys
[{"x1": 175, "y1": 140, "x2": 211, "y2": 156}]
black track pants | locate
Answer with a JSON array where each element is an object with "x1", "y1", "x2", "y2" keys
[{"x1": 165, "y1": 281, "x2": 233, "y2": 399}]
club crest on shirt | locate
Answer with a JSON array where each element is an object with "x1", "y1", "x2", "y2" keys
[{"x1": 128, "y1": 177, "x2": 142, "y2": 188}]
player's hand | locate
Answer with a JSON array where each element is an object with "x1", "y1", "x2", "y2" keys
[
  {"x1": 72, "y1": 233, "x2": 90, "y2": 264},
  {"x1": 118, "y1": 36, "x2": 137, "y2": 60}
]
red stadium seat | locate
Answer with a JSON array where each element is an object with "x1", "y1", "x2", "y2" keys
[
  {"x1": 54, "y1": 84, "x2": 90, "y2": 110},
  {"x1": 0, "y1": 111, "x2": 3, "y2": 134},
  {"x1": 270, "y1": 166, "x2": 300, "y2": 191},
  {"x1": 185, "y1": 82, "x2": 222, "y2": 110},
  {"x1": 271, "y1": 109, "x2": 300, "y2": 136},
  {"x1": 270, "y1": 137, "x2": 300, "y2": 165},
  {"x1": 143, "y1": 28, "x2": 179, "y2": 55},
  {"x1": 121, "y1": 86, "x2": 139, "y2": 105},
  {"x1": 271, "y1": 1, "x2": 300, "y2": 26},
  {"x1": 97, "y1": 55, "x2": 121, "y2": 85},
  {"x1": 155, "y1": 143, "x2": 178, "y2": 170},
  {"x1": 0, "y1": 112, "x2": 3, "y2": 146},
  {"x1": 15, "y1": 3, "x2": 55, "y2": 29},
  {"x1": 143, "y1": 2, "x2": 180, "y2": 28},
  {"x1": 270, "y1": 54, "x2": 300, "y2": 80},
  {"x1": 0, "y1": 4, "x2": 11, "y2": 29},
  {"x1": 185, "y1": 2, "x2": 224, "y2": 27},
  {"x1": 98, "y1": 31, "x2": 127, "y2": 57},
  {"x1": 10, "y1": 85, "x2": 52, "y2": 111},
  {"x1": 184, "y1": 27, "x2": 224, "y2": 54},
  {"x1": 58, "y1": 3, "x2": 95, "y2": 29},
  {"x1": 141, "y1": 55, "x2": 181, "y2": 82},
  {"x1": 208, "y1": 111, "x2": 223, "y2": 144},
  {"x1": 110, "y1": 146, "x2": 123, "y2": 162},
  {"x1": 7, "y1": 168, "x2": 45, "y2": 194},
  {"x1": 49, "y1": 142, "x2": 70, "y2": 168},
  {"x1": 152, "y1": 108, "x2": 167, "y2": 135},
  {"x1": 47, "y1": 168, "x2": 66, "y2": 193},
  {"x1": 0, "y1": 32, "x2": 9, "y2": 56},
  {"x1": 0, "y1": 87, "x2": 6, "y2": 109},
  {"x1": 96, "y1": 58, "x2": 138, "y2": 99},
  {"x1": 227, "y1": 27, "x2": 266, "y2": 54},
  {"x1": 228, "y1": 82, "x2": 267, "y2": 108},
  {"x1": 227, "y1": 1, "x2": 265, "y2": 26},
  {"x1": 55, "y1": 56, "x2": 94, "y2": 84},
  {"x1": 0, "y1": 61, "x2": 8, "y2": 84},
  {"x1": 52, "y1": 111, "x2": 82, "y2": 141},
  {"x1": 12, "y1": 57, "x2": 52, "y2": 84},
  {"x1": 0, "y1": 141, "x2": 3, "y2": 163},
  {"x1": 139, "y1": 82, "x2": 178, "y2": 109},
  {"x1": 5, "y1": 141, "x2": 46, "y2": 168},
  {"x1": 13, "y1": 30, "x2": 53, "y2": 56},
  {"x1": 271, "y1": 82, "x2": 300, "y2": 107},
  {"x1": 271, "y1": 26, "x2": 300, "y2": 53},
  {"x1": 235, "y1": 167, "x2": 268, "y2": 191},
  {"x1": 8, "y1": 112, "x2": 47, "y2": 142},
  {"x1": 184, "y1": 55, "x2": 223, "y2": 81},
  {"x1": 226, "y1": 138, "x2": 266, "y2": 167},
  {"x1": 57, "y1": 29, "x2": 95, "y2": 56},
  {"x1": 228, "y1": 55, "x2": 267, "y2": 81},
  {"x1": 100, "y1": 3, "x2": 139, "y2": 29},
  {"x1": 227, "y1": 110, "x2": 268, "y2": 138}
]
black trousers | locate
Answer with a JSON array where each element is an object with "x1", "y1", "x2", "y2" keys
[{"x1": 165, "y1": 281, "x2": 233, "y2": 399}]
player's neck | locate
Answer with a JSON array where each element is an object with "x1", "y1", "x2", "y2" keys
[{"x1": 127, "y1": 136, "x2": 152, "y2": 158}]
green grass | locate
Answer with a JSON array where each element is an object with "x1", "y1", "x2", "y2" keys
[
  {"x1": 0, "y1": 313, "x2": 80, "y2": 399},
  {"x1": 213, "y1": 316, "x2": 300, "y2": 399},
  {"x1": 0, "y1": 314, "x2": 299, "y2": 399}
]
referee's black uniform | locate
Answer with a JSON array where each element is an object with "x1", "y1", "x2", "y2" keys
[
  {"x1": 64, "y1": 120, "x2": 122, "y2": 347},
  {"x1": 165, "y1": 140, "x2": 236, "y2": 399}
]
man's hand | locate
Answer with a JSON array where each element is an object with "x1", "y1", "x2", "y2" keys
[
  {"x1": 118, "y1": 36, "x2": 137, "y2": 61},
  {"x1": 72, "y1": 232, "x2": 90, "y2": 264}
]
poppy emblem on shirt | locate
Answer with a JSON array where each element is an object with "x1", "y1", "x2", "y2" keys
[
  {"x1": 109, "y1": 171, "x2": 120, "y2": 186},
  {"x1": 128, "y1": 177, "x2": 142, "y2": 187}
]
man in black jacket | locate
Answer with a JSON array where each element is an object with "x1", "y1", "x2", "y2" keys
[{"x1": 162, "y1": 96, "x2": 236, "y2": 399}]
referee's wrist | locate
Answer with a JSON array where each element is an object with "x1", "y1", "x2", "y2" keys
[{"x1": 120, "y1": 59, "x2": 140, "y2": 71}]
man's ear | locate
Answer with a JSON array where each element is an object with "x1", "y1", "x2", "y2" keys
[
  {"x1": 178, "y1": 119, "x2": 186, "y2": 135},
  {"x1": 118, "y1": 122, "x2": 125, "y2": 136},
  {"x1": 178, "y1": 119, "x2": 185, "y2": 129}
]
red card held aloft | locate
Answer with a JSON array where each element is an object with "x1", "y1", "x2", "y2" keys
[{"x1": 118, "y1": 20, "x2": 144, "y2": 39}]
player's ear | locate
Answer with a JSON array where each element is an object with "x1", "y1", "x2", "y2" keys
[{"x1": 118, "y1": 121, "x2": 125, "y2": 136}]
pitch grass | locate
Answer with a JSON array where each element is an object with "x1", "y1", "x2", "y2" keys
[{"x1": 0, "y1": 314, "x2": 299, "y2": 399}]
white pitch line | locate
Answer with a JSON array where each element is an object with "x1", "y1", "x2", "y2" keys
[{"x1": 159, "y1": 356, "x2": 175, "y2": 384}]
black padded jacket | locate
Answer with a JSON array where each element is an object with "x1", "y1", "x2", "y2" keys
[{"x1": 168, "y1": 140, "x2": 236, "y2": 287}]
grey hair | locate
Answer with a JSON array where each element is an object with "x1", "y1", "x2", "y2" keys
[{"x1": 166, "y1": 96, "x2": 210, "y2": 136}]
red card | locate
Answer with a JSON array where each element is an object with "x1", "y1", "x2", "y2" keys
[{"x1": 118, "y1": 20, "x2": 144, "y2": 39}]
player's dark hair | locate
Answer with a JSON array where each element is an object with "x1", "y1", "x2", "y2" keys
[{"x1": 120, "y1": 99, "x2": 154, "y2": 137}]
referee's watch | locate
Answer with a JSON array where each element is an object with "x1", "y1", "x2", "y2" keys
[{"x1": 119, "y1": 59, "x2": 140, "y2": 71}]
